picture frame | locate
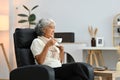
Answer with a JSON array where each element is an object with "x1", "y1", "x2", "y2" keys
[{"x1": 96, "y1": 37, "x2": 104, "y2": 47}]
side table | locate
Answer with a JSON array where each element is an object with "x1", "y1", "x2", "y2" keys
[
  {"x1": 86, "y1": 50, "x2": 104, "y2": 67},
  {"x1": 94, "y1": 70, "x2": 120, "y2": 80},
  {"x1": 80, "y1": 47, "x2": 118, "y2": 67}
]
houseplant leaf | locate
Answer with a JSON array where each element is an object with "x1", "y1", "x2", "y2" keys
[
  {"x1": 23, "y1": 5, "x2": 30, "y2": 12},
  {"x1": 18, "y1": 20, "x2": 28, "y2": 23},
  {"x1": 18, "y1": 14, "x2": 28, "y2": 17},
  {"x1": 30, "y1": 22, "x2": 36, "y2": 25},
  {"x1": 28, "y1": 14, "x2": 36, "y2": 22},
  {"x1": 31, "y1": 5, "x2": 39, "y2": 11}
]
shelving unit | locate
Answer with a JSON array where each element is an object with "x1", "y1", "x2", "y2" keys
[{"x1": 112, "y1": 13, "x2": 120, "y2": 47}]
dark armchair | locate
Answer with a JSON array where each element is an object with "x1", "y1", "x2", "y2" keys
[{"x1": 10, "y1": 28, "x2": 94, "y2": 80}]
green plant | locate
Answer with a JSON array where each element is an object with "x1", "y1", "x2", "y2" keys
[{"x1": 18, "y1": 5, "x2": 39, "y2": 28}]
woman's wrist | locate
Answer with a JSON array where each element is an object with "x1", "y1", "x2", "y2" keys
[{"x1": 44, "y1": 44, "x2": 50, "y2": 50}]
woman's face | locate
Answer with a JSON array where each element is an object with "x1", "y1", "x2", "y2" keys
[{"x1": 43, "y1": 23, "x2": 55, "y2": 38}]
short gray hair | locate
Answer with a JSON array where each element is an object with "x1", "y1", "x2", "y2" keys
[{"x1": 35, "y1": 18, "x2": 56, "y2": 36}]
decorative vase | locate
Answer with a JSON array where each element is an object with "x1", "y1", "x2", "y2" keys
[{"x1": 91, "y1": 37, "x2": 96, "y2": 47}]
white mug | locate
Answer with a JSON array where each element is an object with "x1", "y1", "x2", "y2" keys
[{"x1": 55, "y1": 38, "x2": 62, "y2": 46}]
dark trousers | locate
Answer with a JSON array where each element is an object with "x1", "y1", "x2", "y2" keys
[{"x1": 54, "y1": 62, "x2": 88, "y2": 80}]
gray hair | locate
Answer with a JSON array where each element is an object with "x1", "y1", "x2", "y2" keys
[{"x1": 35, "y1": 18, "x2": 56, "y2": 36}]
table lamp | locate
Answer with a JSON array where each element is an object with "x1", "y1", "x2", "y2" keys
[{"x1": 0, "y1": 15, "x2": 11, "y2": 72}]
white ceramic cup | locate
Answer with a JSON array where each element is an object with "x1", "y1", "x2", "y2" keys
[
  {"x1": 55, "y1": 38, "x2": 62, "y2": 46},
  {"x1": 55, "y1": 38, "x2": 62, "y2": 43}
]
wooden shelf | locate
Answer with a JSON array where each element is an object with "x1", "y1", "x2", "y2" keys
[
  {"x1": 112, "y1": 13, "x2": 120, "y2": 47},
  {"x1": 113, "y1": 36, "x2": 120, "y2": 38}
]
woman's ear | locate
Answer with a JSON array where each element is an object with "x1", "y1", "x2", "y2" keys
[{"x1": 42, "y1": 28, "x2": 46, "y2": 35}]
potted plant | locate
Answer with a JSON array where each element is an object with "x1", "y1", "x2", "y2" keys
[{"x1": 18, "y1": 5, "x2": 39, "y2": 28}]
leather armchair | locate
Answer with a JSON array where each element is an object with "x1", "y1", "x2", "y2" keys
[{"x1": 10, "y1": 28, "x2": 94, "y2": 80}]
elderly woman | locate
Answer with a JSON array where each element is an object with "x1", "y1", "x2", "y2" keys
[{"x1": 30, "y1": 18, "x2": 88, "y2": 80}]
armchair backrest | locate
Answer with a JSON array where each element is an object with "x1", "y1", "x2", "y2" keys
[{"x1": 14, "y1": 28, "x2": 37, "y2": 67}]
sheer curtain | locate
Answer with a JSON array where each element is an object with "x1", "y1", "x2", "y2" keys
[{"x1": 9, "y1": 0, "x2": 17, "y2": 70}]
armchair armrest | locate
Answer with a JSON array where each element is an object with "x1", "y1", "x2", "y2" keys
[
  {"x1": 79, "y1": 62, "x2": 94, "y2": 80},
  {"x1": 64, "y1": 52, "x2": 94, "y2": 80},
  {"x1": 10, "y1": 65, "x2": 55, "y2": 80}
]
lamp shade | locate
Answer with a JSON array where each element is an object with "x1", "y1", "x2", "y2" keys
[{"x1": 0, "y1": 15, "x2": 9, "y2": 31}]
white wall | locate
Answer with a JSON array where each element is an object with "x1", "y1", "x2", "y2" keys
[
  {"x1": 34, "y1": 0, "x2": 120, "y2": 46},
  {"x1": 15, "y1": 0, "x2": 120, "y2": 46}
]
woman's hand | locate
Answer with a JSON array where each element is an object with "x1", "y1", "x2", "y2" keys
[
  {"x1": 57, "y1": 45, "x2": 64, "y2": 63},
  {"x1": 46, "y1": 38, "x2": 56, "y2": 47},
  {"x1": 57, "y1": 45, "x2": 64, "y2": 53}
]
